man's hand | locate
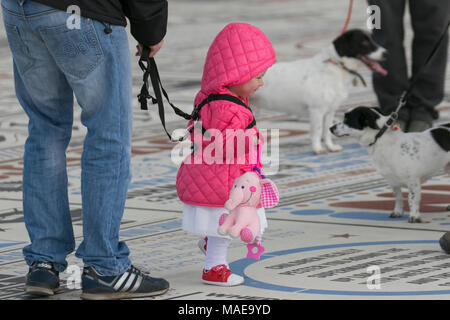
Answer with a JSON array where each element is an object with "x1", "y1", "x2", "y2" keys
[{"x1": 135, "y1": 40, "x2": 164, "y2": 58}]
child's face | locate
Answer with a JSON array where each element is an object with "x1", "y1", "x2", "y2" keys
[{"x1": 228, "y1": 71, "x2": 266, "y2": 98}]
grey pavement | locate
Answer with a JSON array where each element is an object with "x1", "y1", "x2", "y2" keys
[{"x1": 0, "y1": 0, "x2": 450, "y2": 301}]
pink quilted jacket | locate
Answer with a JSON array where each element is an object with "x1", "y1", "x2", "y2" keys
[{"x1": 176, "y1": 23, "x2": 276, "y2": 207}]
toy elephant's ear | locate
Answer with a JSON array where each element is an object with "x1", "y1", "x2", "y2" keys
[{"x1": 260, "y1": 179, "x2": 279, "y2": 208}]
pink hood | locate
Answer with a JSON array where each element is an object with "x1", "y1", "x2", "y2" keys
[
  {"x1": 176, "y1": 23, "x2": 276, "y2": 207},
  {"x1": 199, "y1": 22, "x2": 276, "y2": 98}
]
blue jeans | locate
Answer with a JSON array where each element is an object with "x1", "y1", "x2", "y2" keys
[{"x1": 2, "y1": 0, "x2": 133, "y2": 275}]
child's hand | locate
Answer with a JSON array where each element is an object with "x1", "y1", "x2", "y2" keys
[{"x1": 135, "y1": 40, "x2": 164, "y2": 58}]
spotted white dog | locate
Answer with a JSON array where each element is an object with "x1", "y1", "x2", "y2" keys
[
  {"x1": 251, "y1": 29, "x2": 387, "y2": 154},
  {"x1": 330, "y1": 106, "x2": 450, "y2": 223}
]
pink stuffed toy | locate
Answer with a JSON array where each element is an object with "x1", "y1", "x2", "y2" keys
[{"x1": 217, "y1": 170, "x2": 279, "y2": 243}]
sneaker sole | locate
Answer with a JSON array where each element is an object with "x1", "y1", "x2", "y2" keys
[
  {"x1": 80, "y1": 287, "x2": 169, "y2": 300},
  {"x1": 202, "y1": 279, "x2": 244, "y2": 287},
  {"x1": 24, "y1": 285, "x2": 57, "y2": 296}
]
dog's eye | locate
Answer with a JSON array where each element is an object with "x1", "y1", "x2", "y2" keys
[{"x1": 362, "y1": 40, "x2": 370, "y2": 47}]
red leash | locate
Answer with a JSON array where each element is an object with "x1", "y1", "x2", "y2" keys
[{"x1": 341, "y1": 0, "x2": 354, "y2": 34}]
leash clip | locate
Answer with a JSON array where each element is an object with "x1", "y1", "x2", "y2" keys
[
  {"x1": 169, "y1": 123, "x2": 195, "y2": 143},
  {"x1": 387, "y1": 112, "x2": 398, "y2": 126},
  {"x1": 368, "y1": 111, "x2": 399, "y2": 147},
  {"x1": 397, "y1": 91, "x2": 407, "y2": 111}
]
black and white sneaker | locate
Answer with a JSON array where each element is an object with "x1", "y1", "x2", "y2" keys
[
  {"x1": 25, "y1": 261, "x2": 60, "y2": 296},
  {"x1": 80, "y1": 265, "x2": 169, "y2": 300}
]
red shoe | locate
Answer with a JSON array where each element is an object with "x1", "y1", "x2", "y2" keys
[{"x1": 202, "y1": 265, "x2": 244, "y2": 286}]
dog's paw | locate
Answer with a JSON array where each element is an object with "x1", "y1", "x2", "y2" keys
[
  {"x1": 408, "y1": 216, "x2": 422, "y2": 223},
  {"x1": 326, "y1": 144, "x2": 344, "y2": 153},
  {"x1": 389, "y1": 212, "x2": 404, "y2": 218},
  {"x1": 313, "y1": 147, "x2": 327, "y2": 155}
]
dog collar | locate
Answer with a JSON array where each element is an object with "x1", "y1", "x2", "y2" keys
[
  {"x1": 324, "y1": 58, "x2": 367, "y2": 87},
  {"x1": 368, "y1": 112, "x2": 398, "y2": 147}
]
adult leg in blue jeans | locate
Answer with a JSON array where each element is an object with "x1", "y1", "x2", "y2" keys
[{"x1": 2, "y1": 0, "x2": 169, "y2": 298}]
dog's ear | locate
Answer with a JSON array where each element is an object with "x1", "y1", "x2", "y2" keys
[
  {"x1": 359, "y1": 107, "x2": 380, "y2": 130},
  {"x1": 333, "y1": 29, "x2": 374, "y2": 58},
  {"x1": 333, "y1": 31, "x2": 355, "y2": 57}
]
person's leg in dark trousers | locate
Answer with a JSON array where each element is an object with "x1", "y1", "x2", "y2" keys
[
  {"x1": 407, "y1": 0, "x2": 450, "y2": 130},
  {"x1": 368, "y1": 0, "x2": 410, "y2": 124}
]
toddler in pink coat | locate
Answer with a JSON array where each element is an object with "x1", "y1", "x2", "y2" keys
[{"x1": 176, "y1": 23, "x2": 276, "y2": 286}]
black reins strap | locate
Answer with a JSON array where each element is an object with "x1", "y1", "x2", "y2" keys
[
  {"x1": 137, "y1": 48, "x2": 256, "y2": 141},
  {"x1": 138, "y1": 47, "x2": 192, "y2": 141},
  {"x1": 189, "y1": 94, "x2": 256, "y2": 135},
  {"x1": 193, "y1": 94, "x2": 250, "y2": 116}
]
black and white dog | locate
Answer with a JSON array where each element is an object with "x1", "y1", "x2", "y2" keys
[
  {"x1": 252, "y1": 29, "x2": 387, "y2": 154},
  {"x1": 330, "y1": 106, "x2": 450, "y2": 223}
]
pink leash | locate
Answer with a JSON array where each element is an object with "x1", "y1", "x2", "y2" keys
[{"x1": 341, "y1": 0, "x2": 354, "y2": 34}]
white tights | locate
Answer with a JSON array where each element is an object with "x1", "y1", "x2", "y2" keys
[{"x1": 204, "y1": 236, "x2": 232, "y2": 271}]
